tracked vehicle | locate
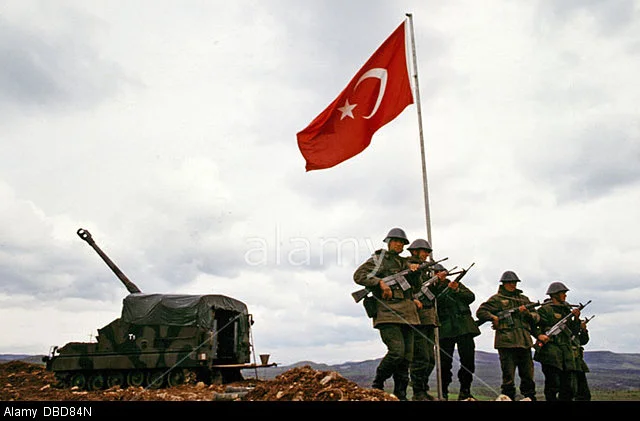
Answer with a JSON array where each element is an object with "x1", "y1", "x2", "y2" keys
[{"x1": 42, "y1": 228, "x2": 275, "y2": 390}]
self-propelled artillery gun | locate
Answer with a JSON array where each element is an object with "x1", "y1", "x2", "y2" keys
[{"x1": 42, "y1": 228, "x2": 275, "y2": 390}]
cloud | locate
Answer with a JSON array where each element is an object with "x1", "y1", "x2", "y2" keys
[
  {"x1": 0, "y1": 10, "x2": 131, "y2": 114},
  {"x1": 537, "y1": 0, "x2": 638, "y2": 35}
]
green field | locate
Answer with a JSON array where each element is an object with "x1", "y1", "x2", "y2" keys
[{"x1": 406, "y1": 387, "x2": 640, "y2": 401}]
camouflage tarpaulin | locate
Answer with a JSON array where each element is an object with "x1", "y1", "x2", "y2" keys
[{"x1": 121, "y1": 293, "x2": 248, "y2": 329}]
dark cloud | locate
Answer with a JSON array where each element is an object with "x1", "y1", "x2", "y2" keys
[
  {"x1": 0, "y1": 240, "x2": 115, "y2": 301},
  {"x1": 519, "y1": 120, "x2": 640, "y2": 202},
  {"x1": 0, "y1": 15, "x2": 131, "y2": 112}
]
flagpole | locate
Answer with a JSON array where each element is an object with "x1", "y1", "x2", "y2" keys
[
  {"x1": 406, "y1": 12, "x2": 443, "y2": 401},
  {"x1": 405, "y1": 13, "x2": 432, "y2": 244}
]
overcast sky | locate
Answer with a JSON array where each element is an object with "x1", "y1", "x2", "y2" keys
[{"x1": 1, "y1": 0, "x2": 639, "y2": 367}]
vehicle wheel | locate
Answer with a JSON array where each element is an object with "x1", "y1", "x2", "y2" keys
[
  {"x1": 167, "y1": 369, "x2": 185, "y2": 387},
  {"x1": 53, "y1": 372, "x2": 69, "y2": 388},
  {"x1": 87, "y1": 374, "x2": 105, "y2": 391},
  {"x1": 106, "y1": 372, "x2": 125, "y2": 389},
  {"x1": 222, "y1": 368, "x2": 243, "y2": 383},
  {"x1": 146, "y1": 370, "x2": 165, "y2": 389},
  {"x1": 69, "y1": 373, "x2": 86, "y2": 390},
  {"x1": 208, "y1": 369, "x2": 223, "y2": 385},
  {"x1": 126, "y1": 370, "x2": 145, "y2": 388}
]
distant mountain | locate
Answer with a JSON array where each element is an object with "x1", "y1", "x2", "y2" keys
[
  {"x1": 251, "y1": 350, "x2": 640, "y2": 395},
  {"x1": 0, "y1": 354, "x2": 45, "y2": 365}
]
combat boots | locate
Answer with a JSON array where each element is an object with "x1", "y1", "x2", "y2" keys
[
  {"x1": 412, "y1": 390, "x2": 427, "y2": 401},
  {"x1": 458, "y1": 387, "x2": 476, "y2": 401}
]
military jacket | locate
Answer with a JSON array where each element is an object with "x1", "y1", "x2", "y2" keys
[
  {"x1": 533, "y1": 301, "x2": 580, "y2": 371},
  {"x1": 476, "y1": 285, "x2": 539, "y2": 349},
  {"x1": 430, "y1": 278, "x2": 480, "y2": 339},
  {"x1": 573, "y1": 328, "x2": 590, "y2": 373},
  {"x1": 353, "y1": 249, "x2": 420, "y2": 327}
]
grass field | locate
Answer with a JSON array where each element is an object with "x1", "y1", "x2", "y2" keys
[{"x1": 406, "y1": 387, "x2": 640, "y2": 401}]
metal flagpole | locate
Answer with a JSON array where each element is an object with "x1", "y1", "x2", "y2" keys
[{"x1": 405, "y1": 12, "x2": 443, "y2": 401}]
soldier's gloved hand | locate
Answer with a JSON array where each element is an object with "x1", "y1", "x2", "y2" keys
[{"x1": 379, "y1": 280, "x2": 393, "y2": 300}]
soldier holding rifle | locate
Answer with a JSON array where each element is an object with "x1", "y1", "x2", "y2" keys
[
  {"x1": 476, "y1": 271, "x2": 540, "y2": 401},
  {"x1": 405, "y1": 238, "x2": 440, "y2": 401},
  {"x1": 353, "y1": 228, "x2": 421, "y2": 400},
  {"x1": 430, "y1": 263, "x2": 480, "y2": 400},
  {"x1": 573, "y1": 315, "x2": 593, "y2": 401},
  {"x1": 534, "y1": 281, "x2": 586, "y2": 401}
]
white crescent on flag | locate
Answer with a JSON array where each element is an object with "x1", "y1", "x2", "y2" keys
[{"x1": 354, "y1": 68, "x2": 387, "y2": 119}]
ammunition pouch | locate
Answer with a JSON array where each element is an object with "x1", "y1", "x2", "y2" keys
[{"x1": 363, "y1": 296, "x2": 377, "y2": 318}]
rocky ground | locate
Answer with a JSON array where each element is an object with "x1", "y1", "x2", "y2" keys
[{"x1": 0, "y1": 361, "x2": 397, "y2": 402}]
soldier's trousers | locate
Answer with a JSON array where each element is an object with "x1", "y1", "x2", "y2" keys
[
  {"x1": 410, "y1": 325, "x2": 436, "y2": 393},
  {"x1": 497, "y1": 347, "x2": 536, "y2": 400},
  {"x1": 373, "y1": 323, "x2": 414, "y2": 397},
  {"x1": 574, "y1": 370, "x2": 591, "y2": 401},
  {"x1": 439, "y1": 333, "x2": 476, "y2": 393},
  {"x1": 541, "y1": 364, "x2": 576, "y2": 401}
]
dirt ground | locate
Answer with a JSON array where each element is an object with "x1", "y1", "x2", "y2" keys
[{"x1": 0, "y1": 361, "x2": 397, "y2": 402}]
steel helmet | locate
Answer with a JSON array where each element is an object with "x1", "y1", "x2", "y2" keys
[
  {"x1": 546, "y1": 281, "x2": 569, "y2": 295},
  {"x1": 432, "y1": 263, "x2": 446, "y2": 272},
  {"x1": 408, "y1": 238, "x2": 432, "y2": 251},
  {"x1": 383, "y1": 227, "x2": 409, "y2": 245},
  {"x1": 500, "y1": 271, "x2": 521, "y2": 283}
]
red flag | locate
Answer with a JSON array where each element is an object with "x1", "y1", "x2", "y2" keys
[{"x1": 297, "y1": 22, "x2": 414, "y2": 171}]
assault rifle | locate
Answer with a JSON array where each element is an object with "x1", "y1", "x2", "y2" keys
[
  {"x1": 476, "y1": 300, "x2": 541, "y2": 327},
  {"x1": 582, "y1": 314, "x2": 595, "y2": 325},
  {"x1": 570, "y1": 314, "x2": 595, "y2": 343},
  {"x1": 451, "y1": 262, "x2": 475, "y2": 283},
  {"x1": 413, "y1": 266, "x2": 458, "y2": 305},
  {"x1": 533, "y1": 300, "x2": 592, "y2": 351},
  {"x1": 433, "y1": 262, "x2": 476, "y2": 300},
  {"x1": 351, "y1": 257, "x2": 449, "y2": 303}
]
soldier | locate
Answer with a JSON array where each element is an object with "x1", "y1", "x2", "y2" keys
[
  {"x1": 430, "y1": 263, "x2": 480, "y2": 400},
  {"x1": 353, "y1": 227, "x2": 420, "y2": 400},
  {"x1": 572, "y1": 317, "x2": 592, "y2": 401},
  {"x1": 476, "y1": 271, "x2": 540, "y2": 401},
  {"x1": 534, "y1": 281, "x2": 582, "y2": 401},
  {"x1": 406, "y1": 238, "x2": 438, "y2": 401}
]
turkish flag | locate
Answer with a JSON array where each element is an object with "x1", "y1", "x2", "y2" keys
[{"x1": 297, "y1": 22, "x2": 414, "y2": 171}]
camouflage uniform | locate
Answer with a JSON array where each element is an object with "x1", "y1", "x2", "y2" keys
[
  {"x1": 534, "y1": 301, "x2": 580, "y2": 401},
  {"x1": 476, "y1": 284, "x2": 539, "y2": 400},
  {"x1": 572, "y1": 325, "x2": 591, "y2": 401},
  {"x1": 407, "y1": 264, "x2": 438, "y2": 400},
  {"x1": 431, "y1": 275, "x2": 480, "y2": 400},
  {"x1": 354, "y1": 248, "x2": 420, "y2": 400}
]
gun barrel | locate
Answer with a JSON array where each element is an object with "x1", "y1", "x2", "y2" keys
[{"x1": 77, "y1": 228, "x2": 142, "y2": 294}]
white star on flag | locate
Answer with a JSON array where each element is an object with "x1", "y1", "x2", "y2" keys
[{"x1": 337, "y1": 99, "x2": 357, "y2": 120}]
